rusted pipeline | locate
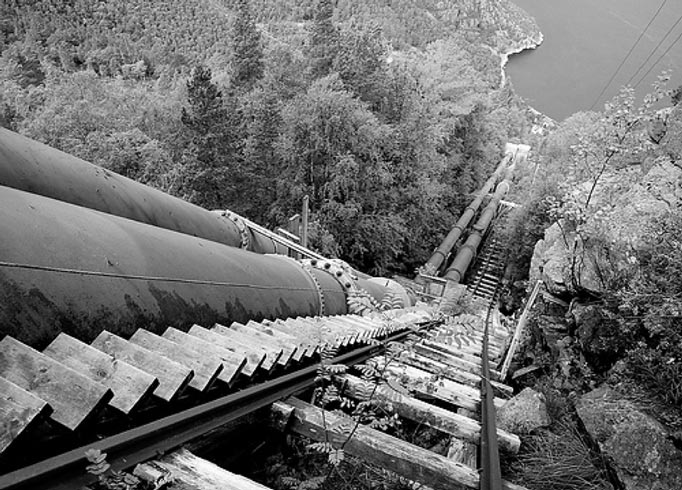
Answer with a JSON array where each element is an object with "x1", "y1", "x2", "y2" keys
[
  {"x1": 0, "y1": 128, "x2": 294, "y2": 257},
  {"x1": 422, "y1": 155, "x2": 510, "y2": 275},
  {"x1": 443, "y1": 177, "x2": 513, "y2": 283},
  {"x1": 0, "y1": 185, "x2": 353, "y2": 349}
]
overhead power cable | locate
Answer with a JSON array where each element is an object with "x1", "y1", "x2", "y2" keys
[
  {"x1": 589, "y1": 0, "x2": 670, "y2": 110},
  {"x1": 625, "y1": 11, "x2": 682, "y2": 87},
  {"x1": 633, "y1": 27, "x2": 682, "y2": 88}
]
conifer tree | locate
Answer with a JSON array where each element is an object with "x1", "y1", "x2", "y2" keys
[
  {"x1": 308, "y1": 0, "x2": 339, "y2": 79},
  {"x1": 231, "y1": 0, "x2": 264, "y2": 91}
]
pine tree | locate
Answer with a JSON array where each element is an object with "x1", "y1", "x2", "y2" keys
[
  {"x1": 308, "y1": 0, "x2": 339, "y2": 79},
  {"x1": 180, "y1": 65, "x2": 241, "y2": 209},
  {"x1": 231, "y1": 0, "x2": 264, "y2": 92}
]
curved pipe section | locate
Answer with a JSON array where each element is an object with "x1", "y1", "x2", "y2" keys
[{"x1": 0, "y1": 186, "x2": 351, "y2": 349}]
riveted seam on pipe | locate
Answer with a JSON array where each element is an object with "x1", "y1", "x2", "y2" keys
[{"x1": 214, "y1": 210, "x2": 251, "y2": 250}]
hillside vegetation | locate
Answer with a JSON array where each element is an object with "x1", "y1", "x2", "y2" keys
[{"x1": 0, "y1": 0, "x2": 537, "y2": 275}]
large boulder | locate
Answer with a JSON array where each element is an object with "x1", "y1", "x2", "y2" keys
[
  {"x1": 497, "y1": 387, "x2": 550, "y2": 434},
  {"x1": 576, "y1": 386, "x2": 682, "y2": 490},
  {"x1": 571, "y1": 304, "x2": 625, "y2": 372},
  {"x1": 529, "y1": 223, "x2": 604, "y2": 296}
]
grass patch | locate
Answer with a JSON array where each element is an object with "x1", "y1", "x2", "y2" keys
[{"x1": 507, "y1": 420, "x2": 611, "y2": 490}]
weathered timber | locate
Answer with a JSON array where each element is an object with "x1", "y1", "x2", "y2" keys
[
  {"x1": 255, "y1": 320, "x2": 318, "y2": 356},
  {"x1": 0, "y1": 336, "x2": 112, "y2": 430},
  {"x1": 244, "y1": 321, "x2": 315, "y2": 358},
  {"x1": 43, "y1": 333, "x2": 158, "y2": 414},
  {"x1": 92, "y1": 331, "x2": 193, "y2": 402},
  {"x1": 187, "y1": 325, "x2": 265, "y2": 377},
  {"x1": 230, "y1": 323, "x2": 296, "y2": 365},
  {"x1": 134, "y1": 448, "x2": 274, "y2": 490},
  {"x1": 0, "y1": 377, "x2": 52, "y2": 454},
  {"x1": 292, "y1": 318, "x2": 344, "y2": 348},
  {"x1": 417, "y1": 342, "x2": 502, "y2": 381},
  {"x1": 244, "y1": 321, "x2": 307, "y2": 361},
  {"x1": 212, "y1": 324, "x2": 282, "y2": 371},
  {"x1": 273, "y1": 398, "x2": 525, "y2": 490},
  {"x1": 129, "y1": 330, "x2": 222, "y2": 392},
  {"x1": 398, "y1": 351, "x2": 513, "y2": 398},
  {"x1": 375, "y1": 358, "x2": 505, "y2": 412},
  {"x1": 277, "y1": 318, "x2": 339, "y2": 349},
  {"x1": 448, "y1": 408, "x2": 477, "y2": 468},
  {"x1": 162, "y1": 328, "x2": 245, "y2": 386},
  {"x1": 339, "y1": 375, "x2": 519, "y2": 453}
]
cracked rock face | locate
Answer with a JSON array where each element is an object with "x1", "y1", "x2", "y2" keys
[
  {"x1": 497, "y1": 387, "x2": 550, "y2": 434},
  {"x1": 576, "y1": 386, "x2": 682, "y2": 490}
]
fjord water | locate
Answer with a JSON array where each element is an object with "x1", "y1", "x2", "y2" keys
[{"x1": 508, "y1": 0, "x2": 682, "y2": 120}]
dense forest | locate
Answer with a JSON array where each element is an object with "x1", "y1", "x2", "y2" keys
[{"x1": 0, "y1": 0, "x2": 535, "y2": 275}]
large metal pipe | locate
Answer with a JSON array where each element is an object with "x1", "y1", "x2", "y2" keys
[
  {"x1": 422, "y1": 154, "x2": 511, "y2": 275},
  {"x1": 0, "y1": 128, "x2": 297, "y2": 257},
  {"x1": 0, "y1": 185, "x2": 349, "y2": 349},
  {"x1": 443, "y1": 178, "x2": 513, "y2": 283}
]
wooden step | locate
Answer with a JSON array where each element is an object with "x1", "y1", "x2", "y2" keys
[
  {"x1": 0, "y1": 377, "x2": 52, "y2": 454},
  {"x1": 43, "y1": 333, "x2": 159, "y2": 414},
  {"x1": 230, "y1": 323, "x2": 295, "y2": 366},
  {"x1": 0, "y1": 336, "x2": 112, "y2": 431},
  {"x1": 162, "y1": 328, "x2": 245, "y2": 387},
  {"x1": 245, "y1": 321, "x2": 309, "y2": 360},
  {"x1": 187, "y1": 325, "x2": 265, "y2": 377},
  {"x1": 92, "y1": 331, "x2": 193, "y2": 403},
  {"x1": 44, "y1": 334, "x2": 158, "y2": 414},
  {"x1": 129, "y1": 330, "x2": 222, "y2": 393},
  {"x1": 212, "y1": 324, "x2": 282, "y2": 372}
]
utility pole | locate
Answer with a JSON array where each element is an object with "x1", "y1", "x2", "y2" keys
[{"x1": 301, "y1": 195, "x2": 309, "y2": 248}]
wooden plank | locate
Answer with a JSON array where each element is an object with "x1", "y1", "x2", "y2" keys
[
  {"x1": 339, "y1": 375, "x2": 519, "y2": 453},
  {"x1": 293, "y1": 318, "x2": 344, "y2": 348},
  {"x1": 228, "y1": 323, "x2": 294, "y2": 366},
  {"x1": 188, "y1": 325, "x2": 265, "y2": 377},
  {"x1": 212, "y1": 324, "x2": 281, "y2": 372},
  {"x1": 276, "y1": 318, "x2": 338, "y2": 349},
  {"x1": 448, "y1": 408, "x2": 477, "y2": 467},
  {"x1": 134, "y1": 448, "x2": 274, "y2": 490},
  {"x1": 417, "y1": 342, "x2": 502, "y2": 380},
  {"x1": 0, "y1": 336, "x2": 111, "y2": 431},
  {"x1": 92, "y1": 331, "x2": 193, "y2": 402},
  {"x1": 375, "y1": 358, "x2": 505, "y2": 412},
  {"x1": 244, "y1": 321, "x2": 306, "y2": 361},
  {"x1": 129, "y1": 330, "x2": 222, "y2": 393},
  {"x1": 258, "y1": 320, "x2": 319, "y2": 356},
  {"x1": 163, "y1": 328, "x2": 245, "y2": 387},
  {"x1": 244, "y1": 321, "x2": 316, "y2": 358},
  {"x1": 0, "y1": 377, "x2": 52, "y2": 454},
  {"x1": 400, "y1": 350, "x2": 513, "y2": 397},
  {"x1": 273, "y1": 398, "x2": 527, "y2": 490},
  {"x1": 44, "y1": 333, "x2": 159, "y2": 414}
]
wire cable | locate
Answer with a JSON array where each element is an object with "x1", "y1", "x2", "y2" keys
[
  {"x1": 589, "y1": 0, "x2": 670, "y2": 110},
  {"x1": 625, "y1": 11, "x2": 682, "y2": 87},
  {"x1": 633, "y1": 27, "x2": 682, "y2": 88}
]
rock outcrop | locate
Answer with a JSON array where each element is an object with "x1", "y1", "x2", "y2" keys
[
  {"x1": 576, "y1": 386, "x2": 682, "y2": 490},
  {"x1": 497, "y1": 387, "x2": 550, "y2": 434}
]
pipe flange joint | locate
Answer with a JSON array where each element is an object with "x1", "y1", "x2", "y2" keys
[
  {"x1": 213, "y1": 209, "x2": 251, "y2": 250},
  {"x1": 269, "y1": 254, "x2": 325, "y2": 316}
]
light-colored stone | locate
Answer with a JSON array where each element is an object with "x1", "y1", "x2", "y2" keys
[
  {"x1": 576, "y1": 386, "x2": 682, "y2": 490},
  {"x1": 497, "y1": 387, "x2": 550, "y2": 434}
]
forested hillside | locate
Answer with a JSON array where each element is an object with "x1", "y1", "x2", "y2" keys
[{"x1": 0, "y1": 0, "x2": 538, "y2": 275}]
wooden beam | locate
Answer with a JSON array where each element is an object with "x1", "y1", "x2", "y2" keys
[
  {"x1": 339, "y1": 375, "x2": 519, "y2": 453},
  {"x1": 273, "y1": 398, "x2": 526, "y2": 490},
  {"x1": 44, "y1": 333, "x2": 159, "y2": 414},
  {"x1": 92, "y1": 331, "x2": 193, "y2": 402},
  {"x1": 134, "y1": 448, "x2": 274, "y2": 490},
  {"x1": 0, "y1": 336, "x2": 112, "y2": 431},
  {"x1": 129, "y1": 330, "x2": 222, "y2": 393},
  {"x1": 162, "y1": 328, "x2": 245, "y2": 386},
  {"x1": 213, "y1": 324, "x2": 282, "y2": 372},
  {"x1": 0, "y1": 377, "x2": 52, "y2": 454},
  {"x1": 188, "y1": 325, "x2": 265, "y2": 377}
]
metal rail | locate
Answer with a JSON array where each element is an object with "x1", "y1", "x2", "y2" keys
[
  {"x1": 480, "y1": 284, "x2": 503, "y2": 490},
  {"x1": 0, "y1": 327, "x2": 420, "y2": 490}
]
